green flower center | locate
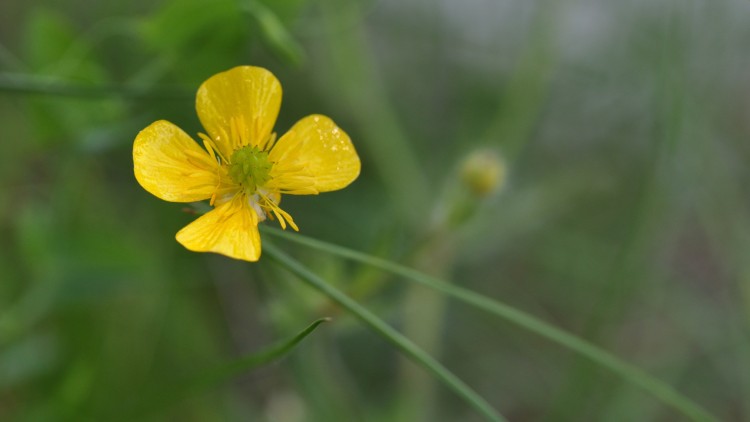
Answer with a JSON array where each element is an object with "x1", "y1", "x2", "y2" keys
[{"x1": 229, "y1": 146, "x2": 273, "y2": 192}]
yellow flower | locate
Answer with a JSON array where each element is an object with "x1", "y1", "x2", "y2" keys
[{"x1": 133, "y1": 66, "x2": 360, "y2": 262}]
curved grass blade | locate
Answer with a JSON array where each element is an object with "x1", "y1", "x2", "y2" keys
[
  {"x1": 261, "y1": 226, "x2": 718, "y2": 422},
  {"x1": 121, "y1": 317, "x2": 330, "y2": 420},
  {"x1": 263, "y1": 241, "x2": 506, "y2": 422}
]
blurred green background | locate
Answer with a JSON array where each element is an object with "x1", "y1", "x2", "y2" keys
[{"x1": 1, "y1": 0, "x2": 748, "y2": 420}]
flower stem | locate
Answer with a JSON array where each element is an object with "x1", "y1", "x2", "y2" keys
[{"x1": 399, "y1": 227, "x2": 455, "y2": 421}]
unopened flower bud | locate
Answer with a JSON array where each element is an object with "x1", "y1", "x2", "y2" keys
[{"x1": 460, "y1": 149, "x2": 506, "y2": 197}]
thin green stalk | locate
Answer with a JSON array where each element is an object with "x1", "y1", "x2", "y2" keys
[
  {"x1": 399, "y1": 229, "x2": 456, "y2": 422},
  {"x1": 261, "y1": 226, "x2": 718, "y2": 422},
  {"x1": 263, "y1": 241, "x2": 506, "y2": 422}
]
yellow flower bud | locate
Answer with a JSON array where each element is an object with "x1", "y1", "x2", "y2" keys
[{"x1": 460, "y1": 149, "x2": 506, "y2": 197}]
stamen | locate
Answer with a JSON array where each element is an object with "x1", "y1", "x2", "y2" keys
[
  {"x1": 264, "y1": 132, "x2": 278, "y2": 151},
  {"x1": 275, "y1": 207, "x2": 298, "y2": 231},
  {"x1": 258, "y1": 191, "x2": 298, "y2": 231},
  {"x1": 270, "y1": 207, "x2": 286, "y2": 230},
  {"x1": 198, "y1": 133, "x2": 228, "y2": 164},
  {"x1": 229, "y1": 116, "x2": 253, "y2": 150}
]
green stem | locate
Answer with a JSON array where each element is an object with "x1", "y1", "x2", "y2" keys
[
  {"x1": 399, "y1": 229, "x2": 455, "y2": 421},
  {"x1": 263, "y1": 241, "x2": 506, "y2": 422},
  {"x1": 261, "y1": 226, "x2": 718, "y2": 422}
]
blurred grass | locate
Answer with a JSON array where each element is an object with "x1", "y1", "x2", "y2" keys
[{"x1": 1, "y1": 0, "x2": 749, "y2": 421}]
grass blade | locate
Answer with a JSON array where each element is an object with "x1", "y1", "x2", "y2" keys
[
  {"x1": 263, "y1": 241, "x2": 506, "y2": 422},
  {"x1": 261, "y1": 226, "x2": 718, "y2": 422}
]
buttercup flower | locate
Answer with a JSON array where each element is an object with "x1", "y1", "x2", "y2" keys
[{"x1": 133, "y1": 66, "x2": 360, "y2": 261}]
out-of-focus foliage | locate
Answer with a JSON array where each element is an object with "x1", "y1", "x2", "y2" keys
[{"x1": 1, "y1": 0, "x2": 749, "y2": 420}]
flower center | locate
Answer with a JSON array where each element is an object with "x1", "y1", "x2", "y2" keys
[{"x1": 228, "y1": 145, "x2": 272, "y2": 192}]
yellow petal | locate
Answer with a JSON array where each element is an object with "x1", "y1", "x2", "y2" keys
[
  {"x1": 175, "y1": 195, "x2": 262, "y2": 262},
  {"x1": 133, "y1": 120, "x2": 222, "y2": 202},
  {"x1": 267, "y1": 115, "x2": 360, "y2": 194},
  {"x1": 196, "y1": 66, "x2": 282, "y2": 159}
]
